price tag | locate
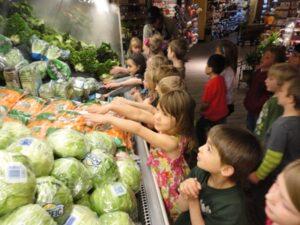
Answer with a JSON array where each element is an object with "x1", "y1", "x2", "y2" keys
[
  {"x1": 5, "y1": 162, "x2": 27, "y2": 183},
  {"x1": 111, "y1": 183, "x2": 127, "y2": 197},
  {"x1": 64, "y1": 214, "x2": 78, "y2": 225},
  {"x1": 19, "y1": 138, "x2": 33, "y2": 146},
  {"x1": 84, "y1": 153, "x2": 102, "y2": 167}
]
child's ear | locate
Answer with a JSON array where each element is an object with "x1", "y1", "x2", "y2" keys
[{"x1": 220, "y1": 165, "x2": 234, "y2": 178}]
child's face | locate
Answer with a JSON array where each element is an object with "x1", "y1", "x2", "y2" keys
[
  {"x1": 126, "y1": 59, "x2": 139, "y2": 76},
  {"x1": 132, "y1": 45, "x2": 141, "y2": 54},
  {"x1": 260, "y1": 51, "x2": 276, "y2": 69},
  {"x1": 153, "y1": 105, "x2": 176, "y2": 134},
  {"x1": 265, "y1": 75, "x2": 280, "y2": 93},
  {"x1": 197, "y1": 138, "x2": 223, "y2": 173},
  {"x1": 265, "y1": 173, "x2": 300, "y2": 225},
  {"x1": 288, "y1": 52, "x2": 300, "y2": 65},
  {"x1": 205, "y1": 65, "x2": 213, "y2": 76},
  {"x1": 276, "y1": 81, "x2": 293, "y2": 107}
]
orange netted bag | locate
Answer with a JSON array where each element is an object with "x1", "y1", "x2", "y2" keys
[
  {"x1": 41, "y1": 99, "x2": 76, "y2": 114},
  {"x1": 27, "y1": 119, "x2": 55, "y2": 139},
  {"x1": 0, "y1": 88, "x2": 23, "y2": 111},
  {"x1": 52, "y1": 110, "x2": 86, "y2": 131},
  {"x1": 106, "y1": 126, "x2": 133, "y2": 150}
]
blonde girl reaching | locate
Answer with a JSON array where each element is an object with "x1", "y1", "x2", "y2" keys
[{"x1": 83, "y1": 90, "x2": 196, "y2": 221}]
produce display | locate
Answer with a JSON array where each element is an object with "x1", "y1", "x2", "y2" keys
[{"x1": 99, "y1": 211, "x2": 135, "y2": 225}]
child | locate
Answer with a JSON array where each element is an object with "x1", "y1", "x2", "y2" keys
[
  {"x1": 174, "y1": 125, "x2": 262, "y2": 225},
  {"x1": 144, "y1": 34, "x2": 164, "y2": 60},
  {"x1": 265, "y1": 159, "x2": 300, "y2": 225},
  {"x1": 288, "y1": 43, "x2": 300, "y2": 66},
  {"x1": 255, "y1": 63, "x2": 299, "y2": 142},
  {"x1": 249, "y1": 76, "x2": 300, "y2": 224},
  {"x1": 110, "y1": 37, "x2": 142, "y2": 76},
  {"x1": 244, "y1": 45, "x2": 286, "y2": 132},
  {"x1": 168, "y1": 39, "x2": 188, "y2": 78},
  {"x1": 83, "y1": 90, "x2": 196, "y2": 221},
  {"x1": 215, "y1": 40, "x2": 238, "y2": 115},
  {"x1": 156, "y1": 76, "x2": 186, "y2": 97},
  {"x1": 196, "y1": 54, "x2": 228, "y2": 146}
]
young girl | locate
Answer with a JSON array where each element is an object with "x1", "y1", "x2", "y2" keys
[
  {"x1": 156, "y1": 75, "x2": 186, "y2": 97},
  {"x1": 265, "y1": 159, "x2": 300, "y2": 225},
  {"x1": 83, "y1": 90, "x2": 196, "y2": 221},
  {"x1": 144, "y1": 34, "x2": 164, "y2": 60},
  {"x1": 110, "y1": 37, "x2": 142, "y2": 76},
  {"x1": 168, "y1": 39, "x2": 188, "y2": 78}
]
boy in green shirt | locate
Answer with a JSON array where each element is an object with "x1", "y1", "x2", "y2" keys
[
  {"x1": 174, "y1": 125, "x2": 262, "y2": 225},
  {"x1": 255, "y1": 63, "x2": 299, "y2": 142}
]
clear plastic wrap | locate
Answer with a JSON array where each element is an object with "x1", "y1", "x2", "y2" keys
[
  {"x1": 82, "y1": 149, "x2": 119, "y2": 188},
  {"x1": 64, "y1": 205, "x2": 100, "y2": 225},
  {"x1": 50, "y1": 158, "x2": 93, "y2": 200},
  {"x1": 0, "y1": 88, "x2": 23, "y2": 110},
  {"x1": 98, "y1": 211, "x2": 135, "y2": 225},
  {"x1": 85, "y1": 131, "x2": 116, "y2": 155},
  {"x1": 47, "y1": 128, "x2": 90, "y2": 160},
  {"x1": 47, "y1": 59, "x2": 71, "y2": 81},
  {"x1": 90, "y1": 181, "x2": 137, "y2": 216},
  {"x1": 31, "y1": 36, "x2": 49, "y2": 61},
  {"x1": 4, "y1": 48, "x2": 28, "y2": 69},
  {"x1": 6, "y1": 137, "x2": 54, "y2": 177},
  {"x1": 36, "y1": 176, "x2": 73, "y2": 225},
  {"x1": 75, "y1": 194, "x2": 91, "y2": 209},
  {"x1": 45, "y1": 45, "x2": 61, "y2": 60},
  {"x1": 0, "y1": 151, "x2": 36, "y2": 216},
  {"x1": 53, "y1": 79, "x2": 73, "y2": 99},
  {"x1": 71, "y1": 77, "x2": 85, "y2": 99},
  {"x1": 39, "y1": 81, "x2": 55, "y2": 99},
  {"x1": 0, "y1": 55, "x2": 6, "y2": 70},
  {"x1": 0, "y1": 204, "x2": 57, "y2": 225},
  {"x1": 41, "y1": 99, "x2": 76, "y2": 114}
]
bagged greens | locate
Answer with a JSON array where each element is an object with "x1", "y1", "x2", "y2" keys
[
  {"x1": 53, "y1": 79, "x2": 73, "y2": 99},
  {"x1": 4, "y1": 48, "x2": 28, "y2": 69},
  {"x1": 85, "y1": 131, "x2": 116, "y2": 155},
  {"x1": 31, "y1": 36, "x2": 49, "y2": 61},
  {"x1": 47, "y1": 59, "x2": 71, "y2": 81},
  {"x1": 64, "y1": 205, "x2": 100, "y2": 225},
  {"x1": 117, "y1": 159, "x2": 141, "y2": 193},
  {"x1": 39, "y1": 81, "x2": 55, "y2": 99},
  {"x1": 0, "y1": 34, "x2": 12, "y2": 55},
  {"x1": 36, "y1": 176, "x2": 73, "y2": 225},
  {"x1": 45, "y1": 45, "x2": 61, "y2": 60},
  {"x1": 6, "y1": 137, "x2": 54, "y2": 177},
  {"x1": 82, "y1": 149, "x2": 119, "y2": 188},
  {"x1": 0, "y1": 204, "x2": 57, "y2": 225},
  {"x1": 90, "y1": 181, "x2": 137, "y2": 215},
  {"x1": 47, "y1": 128, "x2": 90, "y2": 160},
  {"x1": 0, "y1": 151, "x2": 36, "y2": 216},
  {"x1": 75, "y1": 194, "x2": 91, "y2": 209},
  {"x1": 99, "y1": 211, "x2": 135, "y2": 225},
  {"x1": 51, "y1": 158, "x2": 92, "y2": 200}
]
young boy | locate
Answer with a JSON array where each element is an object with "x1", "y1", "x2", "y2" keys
[
  {"x1": 174, "y1": 125, "x2": 262, "y2": 225},
  {"x1": 196, "y1": 54, "x2": 228, "y2": 146},
  {"x1": 249, "y1": 75, "x2": 300, "y2": 224},
  {"x1": 255, "y1": 63, "x2": 299, "y2": 142},
  {"x1": 244, "y1": 46, "x2": 286, "y2": 132}
]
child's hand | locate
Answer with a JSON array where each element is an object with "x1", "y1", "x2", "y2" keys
[
  {"x1": 83, "y1": 113, "x2": 108, "y2": 124},
  {"x1": 132, "y1": 92, "x2": 142, "y2": 102},
  {"x1": 112, "y1": 97, "x2": 126, "y2": 104},
  {"x1": 130, "y1": 87, "x2": 139, "y2": 95},
  {"x1": 248, "y1": 172, "x2": 260, "y2": 184},
  {"x1": 87, "y1": 104, "x2": 111, "y2": 114},
  {"x1": 105, "y1": 82, "x2": 120, "y2": 89},
  {"x1": 110, "y1": 66, "x2": 123, "y2": 75},
  {"x1": 179, "y1": 178, "x2": 201, "y2": 199}
]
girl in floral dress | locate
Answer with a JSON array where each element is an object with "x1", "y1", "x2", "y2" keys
[{"x1": 83, "y1": 90, "x2": 195, "y2": 221}]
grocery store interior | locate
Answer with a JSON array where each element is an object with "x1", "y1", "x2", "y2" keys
[{"x1": 0, "y1": 0, "x2": 299, "y2": 225}]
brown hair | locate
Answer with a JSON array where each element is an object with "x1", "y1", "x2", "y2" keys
[
  {"x1": 158, "y1": 90, "x2": 195, "y2": 136},
  {"x1": 264, "y1": 45, "x2": 287, "y2": 63},
  {"x1": 208, "y1": 125, "x2": 263, "y2": 183},
  {"x1": 169, "y1": 39, "x2": 188, "y2": 61},
  {"x1": 149, "y1": 34, "x2": 163, "y2": 55},
  {"x1": 285, "y1": 76, "x2": 300, "y2": 110},
  {"x1": 158, "y1": 76, "x2": 186, "y2": 95},
  {"x1": 268, "y1": 63, "x2": 299, "y2": 86},
  {"x1": 147, "y1": 54, "x2": 170, "y2": 70},
  {"x1": 128, "y1": 37, "x2": 142, "y2": 54},
  {"x1": 215, "y1": 40, "x2": 238, "y2": 72},
  {"x1": 283, "y1": 159, "x2": 300, "y2": 212}
]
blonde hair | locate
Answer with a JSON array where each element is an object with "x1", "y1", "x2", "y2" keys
[
  {"x1": 268, "y1": 63, "x2": 300, "y2": 86},
  {"x1": 128, "y1": 37, "x2": 142, "y2": 54},
  {"x1": 149, "y1": 34, "x2": 163, "y2": 55},
  {"x1": 147, "y1": 54, "x2": 170, "y2": 70},
  {"x1": 158, "y1": 76, "x2": 186, "y2": 95},
  {"x1": 152, "y1": 65, "x2": 181, "y2": 86}
]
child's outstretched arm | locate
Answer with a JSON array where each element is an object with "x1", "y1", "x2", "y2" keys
[
  {"x1": 113, "y1": 97, "x2": 157, "y2": 114},
  {"x1": 83, "y1": 113, "x2": 178, "y2": 152},
  {"x1": 105, "y1": 77, "x2": 142, "y2": 89}
]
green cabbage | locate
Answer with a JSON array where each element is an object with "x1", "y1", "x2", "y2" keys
[
  {"x1": 7, "y1": 137, "x2": 54, "y2": 177},
  {"x1": 99, "y1": 211, "x2": 134, "y2": 225},
  {"x1": 36, "y1": 176, "x2": 73, "y2": 225},
  {"x1": 85, "y1": 131, "x2": 116, "y2": 155},
  {"x1": 64, "y1": 205, "x2": 100, "y2": 225},
  {"x1": 0, "y1": 204, "x2": 57, "y2": 225},
  {"x1": 117, "y1": 159, "x2": 141, "y2": 193},
  {"x1": 75, "y1": 194, "x2": 91, "y2": 209},
  {"x1": 47, "y1": 129, "x2": 90, "y2": 160},
  {"x1": 0, "y1": 122, "x2": 31, "y2": 149},
  {"x1": 82, "y1": 149, "x2": 119, "y2": 188},
  {"x1": 0, "y1": 151, "x2": 36, "y2": 216},
  {"x1": 51, "y1": 158, "x2": 92, "y2": 200},
  {"x1": 90, "y1": 181, "x2": 137, "y2": 215}
]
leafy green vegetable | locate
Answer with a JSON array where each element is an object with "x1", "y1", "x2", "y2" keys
[
  {"x1": 64, "y1": 205, "x2": 100, "y2": 225},
  {"x1": 0, "y1": 151, "x2": 36, "y2": 216},
  {"x1": 51, "y1": 158, "x2": 93, "y2": 200},
  {"x1": 85, "y1": 131, "x2": 116, "y2": 155},
  {"x1": 0, "y1": 34, "x2": 12, "y2": 55},
  {"x1": 117, "y1": 159, "x2": 141, "y2": 193},
  {"x1": 99, "y1": 211, "x2": 135, "y2": 225},
  {"x1": 4, "y1": 48, "x2": 28, "y2": 68},
  {"x1": 75, "y1": 194, "x2": 91, "y2": 209},
  {"x1": 36, "y1": 176, "x2": 73, "y2": 225},
  {"x1": 47, "y1": 59, "x2": 71, "y2": 81}
]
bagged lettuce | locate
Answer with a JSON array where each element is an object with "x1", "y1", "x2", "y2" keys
[
  {"x1": 6, "y1": 137, "x2": 54, "y2": 177},
  {"x1": 4, "y1": 48, "x2": 28, "y2": 69},
  {"x1": 0, "y1": 151, "x2": 36, "y2": 216},
  {"x1": 36, "y1": 176, "x2": 73, "y2": 225},
  {"x1": 47, "y1": 59, "x2": 71, "y2": 81},
  {"x1": 39, "y1": 81, "x2": 55, "y2": 99},
  {"x1": 82, "y1": 149, "x2": 119, "y2": 188},
  {"x1": 90, "y1": 181, "x2": 137, "y2": 215},
  {"x1": 75, "y1": 194, "x2": 91, "y2": 209},
  {"x1": 85, "y1": 131, "x2": 116, "y2": 155},
  {"x1": 53, "y1": 79, "x2": 73, "y2": 99},
  {"x1": 51, "y1": 158, "x2": 92, "y2": 200},
  {"x1": 99, "y1": 211, "x2": 134, "y2": 225},
  {"x1": 45, "y1": 45, "x2": 61, "y2": 60},
  {"x1": 117, "y1": 159, "x2": 141, "y2": 193},
  {"x1": 0, "y1": 34, "x2": 12, "y2": 55},
  {"x1": 64, "y1": 205, "x2": 100, "y2": 225},
  {"x1": 0, "y1": 204, "x2": 56, "y2": 225},
  {"x1": 31, "y1": 36, "x2": 49, "y2": 61}
]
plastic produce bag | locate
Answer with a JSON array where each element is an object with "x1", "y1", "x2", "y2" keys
[
  {"x1": 7, "y1": 137, "x2": 54, "y2": 177},
  {"x1": 84, "y1": 77, "x2": 101, "y2": 93},
  {"x1": 0, "y1": 88, "x2": 23, "y2": 110},
  {"x1": 99, "y1": 211, "x2": 135, "y2": 225},
  {"x1": 4, "y1": 48, "x2": 28, "y2": 69},
  {"x1": 53, "y1": 111, "x2": 86, "y2": 132},
  {"x1": 85, "y1": 131, "x2": 116, "y2": 155},
  {"x1": 36, "y1": 176, "x2": 73, "y2": 225},
  {"x1": 53, "y1": 79, "x2": 73, "y2": 99},
  {"x1": 72, "y1": 77, "x2": 85, "y2": 100},
  {"x1": 3, "y1": 67, "x2": 21, "y2": 88},
  {"x1": 0, "y1": 55, "x2": 7, "y2": 70},
  {"x1": 75, "y1": 195, "x2": 91, "y2": 208},
  {"x1": 0, "y1": 34, "x2": 12, "y2": 55},
  {"x1": 0, "y1": 204, "x2": 57, "y2": 225},
  {"x1": 31, "y1": 36, "x2": 49, "y2": 61},
  {"x1": 82, "y1": 149, "x2": 119, "y2": 188},
  {"x1": 64, "y1": 205, "x2": 100, "y2": 225},
  {"x1": 45, "y1": 45, "x2": 61, "y2": 61},
  {"x1": 0, "y1": 151, "x2": 36, "y2": 216},
  {"x1": 39, "y1": 81, "x2": 55, "y2": 99},
  {"x1": 47, "y1": 128, "x2": 90, "y2": 159},
  {"x1": 47, "y1": 59, "x2": 71, "y2": 81},
  {"x1": 51, "y1": 158, "x2": 93, "y2": 200},
  {"x1": 90, "y1": 181, "x2": 137, "y2": 215}
]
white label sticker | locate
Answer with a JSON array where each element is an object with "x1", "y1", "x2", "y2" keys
[
  {"x1": 5, "y1": 162, "x2": 27, "y2": 183},
  {"x1": 111, "y1": 183, "x2": 127, "y2": 197},
  {"x1": 64, "y1": 214, "x2": 78, "y2": 225},
  {"x1": 84, "y1": 153, "x2": 102, "y2": 167}
]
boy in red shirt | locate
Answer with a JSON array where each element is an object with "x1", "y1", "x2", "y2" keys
[{"x1": 196, "y1": 54, "x2": 228, "y2": 146}]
